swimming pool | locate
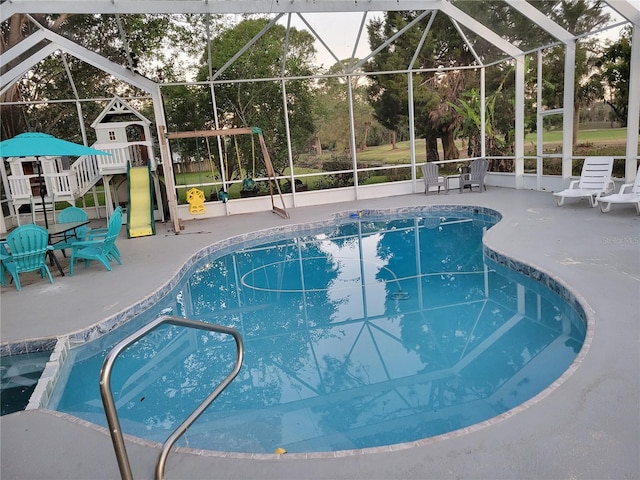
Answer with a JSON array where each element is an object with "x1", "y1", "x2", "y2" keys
[{"x1": 49, "y1": 207, "x2": 586, "y2": 454}]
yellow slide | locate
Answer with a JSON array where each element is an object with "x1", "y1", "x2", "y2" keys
[{"x1": 127, "y1": 164, "x2": 155, "y2": 238}]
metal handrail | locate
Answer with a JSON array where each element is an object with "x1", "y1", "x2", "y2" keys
[{"x1": 99, "y1": 315, "x2": 244, "y2": 480}]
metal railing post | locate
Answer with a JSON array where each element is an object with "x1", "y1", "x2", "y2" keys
[{"x1": 99, "y1": 315, "x2": 244, "y2": 480}]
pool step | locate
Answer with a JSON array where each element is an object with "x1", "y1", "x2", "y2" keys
[{"x1": 0, "y1": 352, "x2": 50, "y2": 415}]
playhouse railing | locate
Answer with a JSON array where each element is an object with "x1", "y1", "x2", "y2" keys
[
  {"x1": 48, "y1": 172, "x2": 79, "y2": 199},
  {"x1": 44, "y1": 154, "x2": 101, "y2": 199},
  {"x1": 71, "y1": 153, "x2": 101, "y2": 197},
  {"x1": 6, "y1": 141, "x2": 153, "y2": 209},
  {"x1": 95, "y1": 141, "x2": 155, "y2": 175},
  {"x1": 7, "y1": 175, "x2": 33, "y2": 201}
]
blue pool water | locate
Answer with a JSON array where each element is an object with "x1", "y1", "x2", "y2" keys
[{"x1": 50, "y1": 211, "x2": 586, "y2": 453}]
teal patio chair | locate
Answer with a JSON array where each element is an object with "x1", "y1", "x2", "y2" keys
[
  {"x1": 1, "y1": 224, "x2": 54, "y2": 291},
  {"x1": 83, "y1": 206, "x2": 122, "y2": 262},
  {"x1": 69, "y1": 208, "x2": 123, "y2": 275},
  {"x1": 1, "y1": 241, "x2": 10, "y2": 287},
  {"x1": 51, "y1": 206, "x2": 89, "y2": 256}
]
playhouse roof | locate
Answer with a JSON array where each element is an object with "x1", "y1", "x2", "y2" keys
[{"x1": 90, "y1": 96, "x2": 151, "y2": 129}]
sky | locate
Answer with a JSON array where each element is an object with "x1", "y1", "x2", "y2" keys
[
  {"x1": 280, "y1": 7, "x2": 628, "y2": 70},
  {"x1": 181, "y1": 7, "x2": 629, "y2": 79},
  {"x1": 281, "y1": 12, "x2": 377, "y2": 69}
]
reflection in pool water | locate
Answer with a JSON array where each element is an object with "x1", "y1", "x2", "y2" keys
[{"x1": 51, "y1": 213, "x2": 585, "y2": 453}]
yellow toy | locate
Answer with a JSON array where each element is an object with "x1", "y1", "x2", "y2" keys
[{"x1": 186, "y1": 187, "x2": 206, "y2": 214}]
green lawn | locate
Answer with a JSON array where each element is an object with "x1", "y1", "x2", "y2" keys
[
  {"x1": 78, "y1": 127, "x2": 634, "y2": 205},
  {"x1": 525, "y1": 127, "x2": 629, "y2": 145},
  {"x1": 368, "y1": 127, "x2": 631, "y2": 162}
]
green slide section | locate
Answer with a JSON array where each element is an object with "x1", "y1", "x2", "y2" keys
[{"x1": 127, "y1": 164, "x2": 155, "y2": 238}]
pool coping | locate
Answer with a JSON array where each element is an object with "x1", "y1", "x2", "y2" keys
[{"x1": 12, "y1": 203, "x2": 594, "y2": 460}]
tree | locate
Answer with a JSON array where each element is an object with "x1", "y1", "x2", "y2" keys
[
  {"x1": 1, "y1": 13, "x2": 207, "y2": 140},
  {"x1": 599, "y1": 26, "x2": 633, "y2": 128},
  {"x1": 366, "y1": 11, "x2": 475, "y2": 161},
  {"x1": 2, "y1": 14, "x2": 71, "y2": 139},
  {"x1": 195, "y1": 18, "x2": 317, "y2": 179},
  {"x1": 537, "y1": 0, "x2": 610, "y2": 145},
  {"x1": 450, "y1": 75, "x2": 515, "y2": 171},
  {"x1": 366, "y1": 1, "x2": 612, "y2": 165},
  {"x1": 313, "y1": 59, "x2": 379, "y2": 155}
]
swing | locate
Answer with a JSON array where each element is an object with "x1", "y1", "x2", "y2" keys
[
  {"x1": 165, "y1": 127, "x2": 289, "y2": 218},
  {"x1": 205, "y1": 136, "x2": 217, "y2": 183},
  {"x1": 193, "y1": 137, "x2": 205, "y2": 188},
  {"x1": 174, "y1": 138, "x2": 194, "y2": 205},
  {"x1": 205, "y1": 136, "x2": 224, "y2": 202},
  {"x1": 238, "y1": 135, "x2": 257, "y2": 194},
  {"x1": 216, "y1": 140, "x2": 229, "y2": 203},
  {"x1": 186, "y1": 187, "x2": 206, "y2": 214}
]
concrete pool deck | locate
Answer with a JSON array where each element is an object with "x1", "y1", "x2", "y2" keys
[{"x1": 1, "y1": 187, "x2": 639, "y2": 479}]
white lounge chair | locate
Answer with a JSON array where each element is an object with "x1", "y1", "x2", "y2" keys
[
  {"x1": 553, "y1": 156, "x2": 615, "y2": 207},
  {"x1": 599, "y1": 165, "x2": 640, "y2": 215}
]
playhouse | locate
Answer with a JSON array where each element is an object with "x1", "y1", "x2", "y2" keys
[{"x1": 3, "y1": 96, "x2": 164, "y2": 237}]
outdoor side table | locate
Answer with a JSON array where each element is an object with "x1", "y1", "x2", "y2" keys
[{"x1": 444, "y1": 175, "x2": 460, "y2": 193}]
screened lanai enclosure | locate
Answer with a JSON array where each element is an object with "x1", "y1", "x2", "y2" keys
[{"x1": 1, "y1": 0, "x2": 639, "y2": 234}]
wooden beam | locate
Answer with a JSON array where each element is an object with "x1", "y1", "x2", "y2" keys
[
  {"x1": 158, "y1": 125, "x2": 182, "y2": 234},
  {"x1": 257, "y1": 132, "x2": 289, "y2": 219},
  {"x1": 166, "y1": 128, "x2": 254, "y2": 139}
]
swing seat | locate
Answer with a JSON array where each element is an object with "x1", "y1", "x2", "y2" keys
[
  {"x1": 186, "y1": 188, "x2": 206, "y2": 214},
  {"x1": 242, "y1": 177, "x2": 256, "y2": 191}
]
